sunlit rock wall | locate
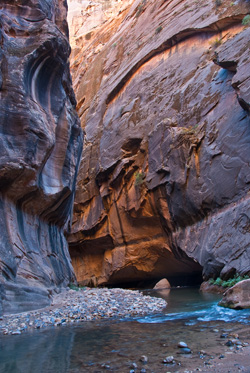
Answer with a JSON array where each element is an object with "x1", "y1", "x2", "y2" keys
[
  {"x1": 68, "y1": 0, "x2": 250, "y2": 286},
  {"x1": 0, "y1": 0, "x2": 83, "y2": 314}
]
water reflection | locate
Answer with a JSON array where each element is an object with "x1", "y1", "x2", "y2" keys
[
  {"x1": 144, "y1": 287, "x2": 222, "y2": 314},
  {"x1": 0, "y1": 328, "x2": 74, "y2": 373},
  {"x1": 1, "y1": 288, "x2": 250, "y2": 373}
]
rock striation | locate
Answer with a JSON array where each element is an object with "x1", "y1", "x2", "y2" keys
[
  {"x1": 0, "y1": 0, "x2": 83, "y2": 314},
  {"x1": 68, "y1": 0, "x2": 250, "y2": 286}
]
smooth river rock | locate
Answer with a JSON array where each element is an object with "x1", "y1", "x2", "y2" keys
[
  {"x1": 153, "y1": 279, "x2": 171, "y2": 290},
  {"x1": 219, "y1": 279, "x2": 250, "y2": 309},
  {"x1": 0, "y1": 0, "x2": 83, "y2": 314}
]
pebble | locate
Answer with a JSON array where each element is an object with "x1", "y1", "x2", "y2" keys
[
  {"x1": 130, "y1": 363, "x2": 137, "y2": 369},
  {"x1": 11, "y1": 330, "x2": 21, "y2": 335},
  {"x1": 101, "y1": 364, "x2": 111, "y2": 369},
  {"x1": 225, "y1": 340, "x2": 234, "y2": 347},
  {"x1": 220, "y1": 333, "x2": 228, "y2": 338},
  {"x1": 232, "y1": 339, "x2": 241, "y2": 345},
  {"x1": 229, "y1": 333, "x2": 238, "y2": 339},
  {"x1": 204, "y1": 360, "x2": 212, "y2": 366},
  {"x1": 0, "y1": 288, "x2": 167, "y2": 336},
  {"x1": 178, "y1": 341, "x2": 188, "y2": 348},
  {"x1": 177, "y1": 347, "x2": 192, "y2": 354},
  {"x1": 162, "y1": 356, "x2": 175, "y2": 364},
  {"x1": 140, "y1": 355, "x2": 148, "y2": 363}
]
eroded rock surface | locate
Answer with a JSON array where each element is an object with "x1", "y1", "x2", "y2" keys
[
  {"x1": 200, "y1": 281, "x2": 225, "y2": 294},
  {"x1": 219, "y1": 279, "x2": 250, "y2": 309},
  {"x1": 0, "y1": 0, "x2": 83, "y2": 314},
  {"x1": 68, "y1": 0, "x2": 250, "y2": 286}
]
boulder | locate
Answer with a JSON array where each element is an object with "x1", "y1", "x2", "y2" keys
[
  {"x1": 153, "y1": 279, "x2": 171, "y2": 290},
  {"x1": 219, "y1": 279, "x2": 250, "y2": 309}
]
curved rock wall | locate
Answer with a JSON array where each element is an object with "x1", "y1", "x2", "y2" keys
[
  {"x1": 0, "y1": 0, "x2": 83, "y2": 314},
  {"x1": 68, "y1": 0, "x2": 250, "y2": 286}
]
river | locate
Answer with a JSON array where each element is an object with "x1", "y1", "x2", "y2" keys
[{"x1": 1, "y1": 287, "x2": 250, "y2": 372}]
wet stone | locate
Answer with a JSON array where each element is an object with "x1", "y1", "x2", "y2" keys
[
  {"x1": 140, "y1": 355, "x2": 148, "y2": 363},
  {"x1": 11, "y1": 330, "x2": 21, "y2": 335},
  {"x1": 101, "y1": 363, "x2": 111, "y2": 369},
  {"x1": 177, "y1": 347, "x2": 192, "y2": 354},
  {"x1": 220, "y1": 333, "x2": 228, "y2": 338},
  {"x1": 225, "y1": 340, "x2": 234, "y2": 347},
  {"x1": 130, "y1": 363, "x2": 137, "y2": 369},
  {"x1": 199, "y1": 350, "x2": 206, "y2": 355},
  {"x1": 204, "y1": 360, "x2": 212, "y2": 366},
  {"x1": 178, "y1": 341, "x2": 188, "y2": 348},
  {"x1": 162, "y1": 355, "x2": 175, "y2": 364}
]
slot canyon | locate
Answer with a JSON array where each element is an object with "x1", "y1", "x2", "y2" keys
[{"x1": 0, "y1": 0, "x2": 250, "y2": 313}]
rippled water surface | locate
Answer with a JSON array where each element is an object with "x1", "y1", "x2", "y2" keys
[
  {"x1": 1, "y1": 288, "x2": 250, "y2": 373},
  {"x1": 140, "y1": 287, "x2": 250, "y2": 324}
]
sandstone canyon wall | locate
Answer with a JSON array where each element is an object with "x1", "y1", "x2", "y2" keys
[
  {"x1": 68, "y1": 0, "x2": 250, "y2": 287},
  {"x1": 0, "y1": 0, "x2": 83, "y2": 314}
]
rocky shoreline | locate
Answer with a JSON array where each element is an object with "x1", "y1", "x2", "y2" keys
[
  {"x1": 0, "y1": 288, "x2": 166, "y2": 336},
  {"x1": 1, "y1": 287, "x2": 250, "y2": 372}
]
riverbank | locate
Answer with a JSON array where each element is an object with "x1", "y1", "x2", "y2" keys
[
  {"x1": 155, "y1": 321, "x2": 250, "y2": 372},
  {"x1": 1, "y1": 287, "x2": 250, "y2": 372},
  {"x1": 0, "y1": 287, "x2": 167, "y2": 335},
  {"x1": 1, "y1": 314, "x2": 250, "y2": 372}
]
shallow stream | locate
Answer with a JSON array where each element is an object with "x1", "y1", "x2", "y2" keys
[{"x1": 1, "y1": 287, "x2": 250, "y2": 373}]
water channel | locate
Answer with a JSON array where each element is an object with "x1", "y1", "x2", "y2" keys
[{"x1": 1, "y1": 287, "x2": 250, "y2": 372}]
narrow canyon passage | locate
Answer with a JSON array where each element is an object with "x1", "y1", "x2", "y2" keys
[{"x1": 1, "y1": 2, "x2": 250, "y2": 372}]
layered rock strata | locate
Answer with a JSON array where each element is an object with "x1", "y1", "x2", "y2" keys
[
  {"x1": 0, "y1": 1, "x2": 83, "y2": 314},
  {"x1": 68, "y1": 0, "x2": 250, "y2": 286}
]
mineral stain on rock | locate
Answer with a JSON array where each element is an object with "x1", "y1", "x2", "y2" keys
[
  {"x1": 67, "y1": 0, "x2": 250, "y2": 287},
  {"x1": 0, "y1": 0, "x2": 83, "y2": 314}
]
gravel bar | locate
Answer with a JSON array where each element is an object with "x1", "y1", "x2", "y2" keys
[{"x1": 0, "y1": 288, "x2": 167, "y2": 335}]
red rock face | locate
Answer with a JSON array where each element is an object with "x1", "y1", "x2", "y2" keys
[
  {"x1": 0, "y1": 0, "x2": 83, "y2": 314},
  {"x1": 68, "y1": 0, "x2": 250, "y2": 286}
]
